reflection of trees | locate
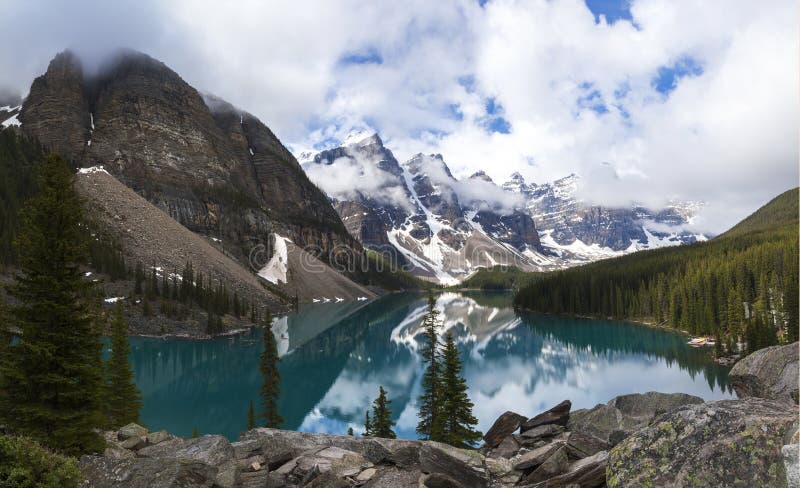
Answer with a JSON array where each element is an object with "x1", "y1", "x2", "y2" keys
[{"x1": 125, "y1": 292, "x2": 733, "y2": 441}]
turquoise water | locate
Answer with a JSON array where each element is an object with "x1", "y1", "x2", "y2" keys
[{"x1": 120, "y1": 291, "x2": 734, "y2": 440}]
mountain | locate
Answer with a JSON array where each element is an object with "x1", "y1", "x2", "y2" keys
[
  {"x1": 514, "y1": 187, "x2": 799, "y2": 342},
  {"x1": 303, "y1": 134, "x2": 549, "y2": 284},
  {"x1": 16, "y1": 49, "x2": 382, "y2": 300},
  {"x1": 301, "y1": 132, "x2": 707, "y2": 283},
  {"x1": 502, "y1": 172, "x2": 707, "y2": 264}
]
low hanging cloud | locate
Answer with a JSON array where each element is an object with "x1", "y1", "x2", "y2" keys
[{"x1": 0, "y1": 0, "x2": 795, "y2": 233}]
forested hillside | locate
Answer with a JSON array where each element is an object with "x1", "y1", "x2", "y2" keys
[{"x1": 514, "y1": 188, "x2": 799, "y2": 350}]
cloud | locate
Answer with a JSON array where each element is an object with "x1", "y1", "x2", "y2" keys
[{"x1": 0, "y1": 0, "x2": 795, "y2": 233}]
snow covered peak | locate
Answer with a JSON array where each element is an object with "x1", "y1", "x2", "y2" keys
[
  {"x1": 296, "y1": 150, "x2": 317, "y2": 164},
  {"x1": 469, "y1": 171, "x2": 494, "y2": 183},
  {"x1": 343, "y1": 130, "x2": 380, "y2": 147}
]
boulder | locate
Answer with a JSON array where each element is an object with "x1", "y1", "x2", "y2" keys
[
  {"x1": 568, "y1": 391, "x2": 703, "y2": 446},
  {"x1": 419, "y1": 442, "x2": 487, "y2": 488},
  {"x1": 364, "y1": 466, "x2": 423, "y2": 487},
  {"x1": 424, "y1": 472, "x2": 462, "y2": 488},
  {"x1": 485, "y1": 457, "x2": 523, "y2": 485},
  {"x1": 118, "y1": 423, "x2": 148, "y2": 441},
  {"x1": 79, "y1": 455, "x2": 217, "y2": 487},
  {"x1": 483, "y1": 411, "x2": 527, "y2": 448},
  {"x1": 145, "y1": 430, "x2": 171, "y2": 445},
  {"x1": 607, "y1": 397, "x2": 797, "y2": 487},
  {"x1": 784, "y1": 444, "x2": 799, "y2": 488},
  {"x1": 120, "y1": 436, "x2": 145, "y2": 450},
  {"x1": 521, "y1": 400, "x2": 571, "y2": 432},
  {"x1": 520, "y1": 424, "x2": 564, "y2": 444},
  {"x1": 488, "y1": 434, "x2": 520, "y2": 459},
  {"x1": 729, "y1": 342, "x2": 799, "y2": 404},
  {"x1": 523, "y1": 450, "x2": 608, "y2": 488},
  {"x1": 513, "y1": 441, "x2": 566, "y2": 471},
  {"x1": 565, "y1": 430, "x2": 607, "y2": 459},
  {"x1": 103, "y1": 445, "x2": 136, "y2": 460},
  {"x1": 520, "y1": 446, "x2": 568, "y2": 484}
]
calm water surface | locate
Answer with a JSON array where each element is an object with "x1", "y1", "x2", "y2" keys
[{"x1": 120, "y1": 291, "x2": 734, "y2": 440}]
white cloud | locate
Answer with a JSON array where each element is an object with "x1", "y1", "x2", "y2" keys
[{"x1": 0, "y1": 0, "x2": 794, "y2": 233}]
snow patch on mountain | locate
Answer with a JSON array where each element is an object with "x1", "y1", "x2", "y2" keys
[{"x1": 257, "y1": 233, "x2": 290, "y2": 284}]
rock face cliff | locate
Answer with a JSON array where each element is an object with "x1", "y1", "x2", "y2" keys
[{"x1": 20, "y1": 50, "x2": 361, "y2": 284}]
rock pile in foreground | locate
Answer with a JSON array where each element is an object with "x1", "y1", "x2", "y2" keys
[{"x1": 80, "y1": 343, "x2": 800, "y2": 487}]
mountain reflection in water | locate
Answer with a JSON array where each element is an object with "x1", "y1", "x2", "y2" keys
[{"x1": 122, "y1": 291, "x2": 734, "y2": 440}]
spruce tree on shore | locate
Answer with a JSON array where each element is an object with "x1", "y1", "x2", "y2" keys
[
  {"x1": 364, "y1": 411, "x2": 372, "y2": 437},
  {"x1": 439, "y1": 333, "x2": 482, "y2": 448},
  {"x1": 369, "y1": 386, "x2": 396, "y2": 439},
  {"x1": 416, "y1": 293, "x2": 443, "y2": 441},
  {"x1": 259, "y1": 310, "x2": 283, "y2": 428},
  {"x1": 0, "y1": 153, "x2": 105, "y2": 454},
  {"x1": 246, "y1": 400, "x2": 256, "y2": 430},
  {"x1": 104, "y1": 303, "x2": 143, "y2": 429}
]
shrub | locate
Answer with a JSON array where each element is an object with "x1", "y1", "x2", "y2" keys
[{"x1": 0, "y1": 435, "x2": 82, "y2": 487}]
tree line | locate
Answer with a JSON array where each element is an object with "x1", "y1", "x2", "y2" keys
[
  {"x1": 0, "y1": 153, "x2": 142, "y2": 455},
  {"x1": 514, "y1": 188, "x2": 799, "y2": 355}
]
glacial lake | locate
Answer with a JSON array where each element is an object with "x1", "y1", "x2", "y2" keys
[{"x1": 119, "y1": 291, "x2": 735, "y2": 440}]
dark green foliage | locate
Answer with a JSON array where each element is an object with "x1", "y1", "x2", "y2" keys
[
  {"x1": 364, "y1": 411, "x2": 371, "y2": 437},
  {"x1": 192, "y1": 426, "x2": 199, "y2": 438},
  {"x1": 0, "y1": 130, "x2": 45, "y2": 268},
  {"x1": 417, "y1": 293, "x2": 444, "y2": 441},
  {"x1": 0, "y1": 435, "x2": 82, "y2": 487},
  {"x1": 439, "y1": 333, "x2": 482, "y2": 448},
  {"x1": 88, "y1": 236, "x2": 128, "y2": 281},
  {"x1": 0, "y1": 153, "x2": 105, "y2": 455},
  {"x1": 457, "y1": 265, "x2": 540, "y2": 291},
  {"x1": 206, "y1": 313, "x2": 224, "y2": 335},
  {"x1": 246, "y1": 400, "x2": 256, "y2": 431},
  {"x1": 358, "y1": 250, "x2": 433, "y2": 291},
  {"x1": 103, "y1": 303, "x2": 142, "y2": 429},
  {"x1": 514, "y1": 188, "x2": 799, "y2": 350},
  {"x1": 347, "y1": 427, "x2": 354, "y2": 436},
  {"x1": 259, "y1": 310, "x2": 283, "y2": 428},
  {"x1": 369, "y1": 386, "x2": 396, "y2": 439}
]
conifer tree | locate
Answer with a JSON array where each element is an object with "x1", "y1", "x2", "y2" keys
[
  {"x1": 246, "y1": 400, "x2": 256, "y2": 430},
  {"x1": 439, "y1": 333, "x2": 482, "y2": 448},
  {"x1": 104, "y1": 303, "x2": 143, "y2": 429},
  {"x1": 417, "y1": 293, "x2": 443, "y2": 441},
  {"x1": 0, "y1": 153, "x2": 105, "y2": 454},
  {"x1": 369, "y1": 386, "x2": 396, "y2": 439},
  {"x1": 347, "y1": 427, "x2": 354, "y2": 436},
  {"x1": 192, "y1": 426, "x2": 199, "y2": 438},
  {"x1": 364, "y1": 411, "x2": 371, "y2": 437},
  {"x1": 259, "y1": 310, "x2": 283, "y2": 428}
]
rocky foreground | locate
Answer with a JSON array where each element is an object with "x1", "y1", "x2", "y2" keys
[{"x1": 80, "y1": 343, "x2": 799, "y2": 487}]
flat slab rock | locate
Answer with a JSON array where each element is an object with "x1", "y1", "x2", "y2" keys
[
  {"x1": 521, "y1": 400, "x2": 571, "y2": 432},
  {"x1": 729, "y1": 342, "x2": 799, "y2": 404},
  {"x1": 608, "y1": 397, "x2": 798, "y2": 487},
  {"x1": 79, "y1": 455, "x2": 217, "y2": 487}
]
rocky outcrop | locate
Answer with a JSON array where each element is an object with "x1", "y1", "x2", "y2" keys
[
  {"x1": 607, "y1": 397, "x2": 798, "y2": 487},
  {"x1": 729, "y1": 342, "x2": 798, "y2": 404},
  {"x1": 20, "y1": 49, "x2": 366, "y2": 297}
]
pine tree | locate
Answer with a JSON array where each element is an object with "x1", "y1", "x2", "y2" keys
[
  {"x1": 104, "y1": 303, "x2": 143, "y2": 429},
  {"x1": 364, "y1": 411, "x2": 372, "y2": 437},
  {"x1": 417, "y1": 293, "x2": 444, "y2": 441},
  {"x1": 0, "y1": 153, "x2": 105, "y2": 455},
  {"x1": 439, "y1": 333, "x2": 482, "y2": 447},
  {"x1": 192, "y1": 426, "x2": 199, "y2": 438},
  {"x1": 370, "y1": 386, "x2": 396, "y2": 439},
  {"x1": 259, "y1": 310, "x2": 283, "y2": 428},
  {"x1": 246, "y1": 400, "x2": 256, "y2": 430},
  {"x1": 347, "y1": 427, "x2": 354, "y2": 436}
]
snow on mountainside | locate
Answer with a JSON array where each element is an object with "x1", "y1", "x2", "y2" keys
[{"x1": 300, "y1": 132, "x2": 707, "y2": 283}]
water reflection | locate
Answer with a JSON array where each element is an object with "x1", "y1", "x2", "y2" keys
[{"x1": 124, "y1": 291, "x2": 734, "y2": 440}]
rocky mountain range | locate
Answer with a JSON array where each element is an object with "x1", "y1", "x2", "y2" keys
[
  {"x1": 303, "y1": 134, "x2": 551, "y2": 284},
  {"x1": 5, "y1": 49, "x2": 379, "y2": 305},
  {"x1": 301, "y1": 133, "x2": 707, "y2": 283}
]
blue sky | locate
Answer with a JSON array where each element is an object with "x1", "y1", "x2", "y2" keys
[{"x1": 0, "y1": 0, "x2": 796, "y2": 232}]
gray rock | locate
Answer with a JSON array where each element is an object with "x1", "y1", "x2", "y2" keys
[
  {"x1": 488, "y1": 434, "x2": 520, "y2": 459},
  {"x1": 567, "y1": 391, "x2": 703, "y2": 445},
  {"x1": 607, "y1": 398, "x2": 797, "y2": 487},
  {"x1": 103, "y1": 445, "x2": 136, "y2": 460},
  {"x1": 363, "y1": 466, "x2": 423, "y2": 487},
  {"x1": 485, "y1": 457, "x2": 523, "y2": 485},
  {"x1": 118, "y1": 423, "x2": 148, "y2": 441},
  {"x1": 521, "y1": 400, "x2": 571, "y2": 432},
  {"x1": 524, "y1": 450, "x2": 608, "y2": 488},
  {"x1": 513, "y1": 441, "x2": 566, "y2": 471},
  {"x1": 784, "y1": 444, "x2": 799, "y2": 488},
  {"x1": 483, "y1": 411, "x2": 527, "y2": 448},
  {"x1": 119, "y1": 436, "x2": 145, "y2": 451},
  {"x1": 146, "y1": 430, "x2": 171, "y2": 445},
  {"x1": 520, "y1": 424, "x2": 564, "y2": 444},
  {"x1": 565, "y1": 430, "x2": 607, "y2": 459},
  {"x1": 79, "y1": 455, "x2": 216, "y2": 487},
  {"x1": 730, "y1": 342, "x2": 799, "y2": 404},
  {"x1": 424, "y1": 472, "x2": 462, "y2": 488},
  {"x1": 357, "y1": 467, "x2": 378, "y2": 481},
  {"x1": 419, "y1": 442, "x2": 487, "y2": 488},
  {"x1": 521, "y1": 446, "x2": 568, "y2": 484}
]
